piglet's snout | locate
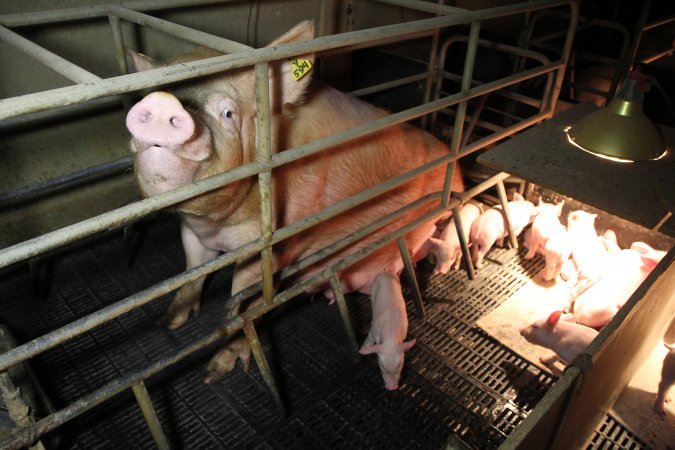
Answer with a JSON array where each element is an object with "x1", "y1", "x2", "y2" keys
[{"x1": 126, "y1": 92, "x2": 195, "y2": 148}]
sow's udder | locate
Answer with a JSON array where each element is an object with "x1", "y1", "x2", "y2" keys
[{"x1": 126, "y1": 92, "x2": 206, "y2": 196}]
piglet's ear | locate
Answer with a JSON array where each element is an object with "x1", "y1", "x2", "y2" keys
[
  {"x1": 359, "y1": 344, "x2": 382, "y2": 355},
  {"x1": 545, "y1": 310, "x2": 562, "y2": 329},
  {"x1": 400, "y1": 339, "x2": 416, "y2": 352},
  {"x1": 555, "y1": 200, "x2": 565, "y2": 217},
  {"x1": 126, "y1": 48, "x2": 162, "y2": 72},
  {"x1": 267, "y1": 21, "x2": 316, "y2": 111}
]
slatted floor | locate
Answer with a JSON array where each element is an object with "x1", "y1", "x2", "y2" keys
[{"x1": 0, "y1": 215, "x2": 649, "y2": 449}]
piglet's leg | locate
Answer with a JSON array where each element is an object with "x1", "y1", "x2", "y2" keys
[{"x1": 161, "y1": 223, "x2": 219, "y2": 330}]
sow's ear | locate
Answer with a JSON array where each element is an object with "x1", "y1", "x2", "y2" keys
[
  {"x1": 126, "y1": 48, "x2": 162, "y2": 72},
  {"x1": 266, "y1": 20, "x2": 316, "y2": 111}
]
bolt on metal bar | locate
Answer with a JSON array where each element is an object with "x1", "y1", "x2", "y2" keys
[
  {"x1": 0, "y1": 0, "x2": 573, "y2": 121},
  {"x1": 397, "y1": 237, "x2": 426, "y2": 318},
  {"x1": 109, "y1": 6, "x2": 253, "y2": 53},
  {"x1": 329, "y1": 275, "x2": 359, "y2": 355},
  {"x1": 242, "y1": 321, "x2": 285, "y2": 415},
  {"x1": 0, "y1": 25, "x2": 100, "y2": 83},
  {"x1": 131, "y1": 381, "x2": 171, "y2": 450},
  {"x1": 254, "y1": 61, "x2": 275, "y2": 305}
]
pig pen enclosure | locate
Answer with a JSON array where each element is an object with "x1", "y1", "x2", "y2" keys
[{"x1": 1, "y1": 1, "x2": 675, "y2": 449}]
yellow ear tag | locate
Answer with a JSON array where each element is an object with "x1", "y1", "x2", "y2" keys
[{"x1": 290, "y1": 58, "x2": 313, "y2": 81}]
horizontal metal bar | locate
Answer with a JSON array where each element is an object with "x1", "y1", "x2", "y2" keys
[
  {"x1": 0, "y1": 0, "x2": 571, "y2": 121},
  {"x1": 0, "y1": 157, "x2": 133, "y2": 209},
  {"x1": 0, "y1": 0, "x2": 233, "y2": 27},
  {"x1": 109, "y1": 6, "x2": 252, "y2": 53},
  {"x1": 371, "y1": 0, "x2": 467, "y2": 15},
  {"x1": 0, "y1": 56, "x2": 563, "y2": 269},
  {"x1": 0, "y1": 25, "x2": 100, "y2": 83},
  {"x1": 348, "y1": 72, "x2": 428, "y2": 97},
  {"x1": 454, "y1": 172, "x2": 510, "y2": 203},
  {"x1": 643, "y1": 14, "x2": 675, "y2": 31}
]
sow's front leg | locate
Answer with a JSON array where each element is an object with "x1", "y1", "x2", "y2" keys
[
  {"x1": 204, "y1": 257, "x2": 263, "y2": 384},
  {"x1": 162, "y1": 222, "x2": 219, "y2": 330}
]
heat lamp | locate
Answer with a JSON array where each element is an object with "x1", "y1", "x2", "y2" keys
[{"x1": 565, "y1": 69, "x2": 667, "y2": 162}]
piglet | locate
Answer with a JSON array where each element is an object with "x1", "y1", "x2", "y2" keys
[
  {"x1": 470, "y1": 192, "x2": 536, "y2": 269},
  {"x1": 429, "y1": 202, "x2": 482, "y2": 274},
  {"x1": 571, "y1": 242, "x2": 665, "y2": 328},
  {"x1": 566, "y1": 210, "x2": 609, "y2": 293},
  {"x1": 654, "y1": 342, "x2": 675, "y2": 417},
  {"x1": 524, "y1": 199, "x2": 571, "y2": 282},
  {"x1": 359, "y1": 272, "x2": 416, "y2": 390},
  {"x1": 520, "y1": 310, "x2": 598, "y2": 366}
]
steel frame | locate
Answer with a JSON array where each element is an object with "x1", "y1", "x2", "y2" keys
[{"x1": 0, "y1": 0, "x2": 578, "y2": 448}]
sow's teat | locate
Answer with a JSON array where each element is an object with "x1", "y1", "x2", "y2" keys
[{"x1": 126, "y1": 92, "x2": 195, "y2": 148}]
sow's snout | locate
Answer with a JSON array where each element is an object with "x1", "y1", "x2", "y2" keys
[{"x1": 126, "y1": 92, "x2": 195, "y2": 148}]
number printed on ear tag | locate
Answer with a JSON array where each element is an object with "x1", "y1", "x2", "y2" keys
[{"x1": 290, "y1": 58, "x2": 313, "y2": 81}]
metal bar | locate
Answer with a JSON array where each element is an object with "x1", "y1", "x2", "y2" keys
[
  {"x1": 242, "y1": 321, "x2": 285, "y2": 415},
  {"x1": 0, "y1": 0, "x2": 234, "y2": 27},
  {"x1": 451, "y1": 205, "x2": 475, "y2": 279},
  {"x1": 643, "y1": 14, "x2": 675, "y2": 31},
  {"x1": 0, "y1": 157, "x2": 132, "y2": 209},
  {"x1": 131, "y1": 381, "x2": 171, "y2": 450},
  {"x1": 0, "y1": 237, "x2": 264, "y2": 372},
  {"x1": 254, "y1": 61, "x2": 275, "y2": 305},
  {"x1": 372, "y1": 0, "x2": 467, "y2": 15},
  {"x1": 108, "y1": 14, "x2": 129, "y2": 76},
  {"x1": 0, "y1": 25, "x2": 100, "y2": 83},
  {"x1": 495, "y1": 180, "x2": 519, "y2": 249},
  {"x1": 329, "y1": 275, "x2": 359, "y2": 355},
  {"x1": 0, "y1": 0, "x2": 573, "y2": 121},
  {"x1": 397, "y1": 237, "x2": 425, "y2": 319},
  {"x1": 109, "y1": 6, "x2": 252, "y2": 53},
  {"x1": 348, "y1": 73, "x2": 428, "y2": 98},
  {"x1": 443, "y1": 21, "x2": 480, "y2": 208},
  {"x1": 0, "y1": 59, "x2": 563, "y2": 270}
]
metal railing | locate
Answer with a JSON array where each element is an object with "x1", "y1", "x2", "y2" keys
[{"x1": 0, "y1": 0, "x2": 578, "y2": 448}]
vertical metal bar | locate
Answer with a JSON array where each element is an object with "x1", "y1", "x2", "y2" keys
[
  {"x1": 442, "y1": 20, "x2": 480, "y2": 208},
  {"x1": 318, "y1": 0, "x2": 328, "y2": 37},
  {"x1": 420, "y1": 0, "x2": 443, "y2": 130},
  {"x1": 496, "y1": 180, "x2": 518, "y2": 249},
  {"x1": 108, "y1": 14, "x2": 128, "y2": 76},
  {"x1": 545, "y1": 0, "x2": 578, "y2": 113},
  {"x1": 254, "y1": 62, "x2": 275, "y2": 305},
  {"x1": 131, "y1": 381, "x2": 170, "y2": 450},
  {"x1": 242, "y1": 321, "x2": 285, "y2": 415},
  {"x1": 451, "y1": 206, "x2": 475, "y2": 280},
  {"x1": 329, "y1": 275, "x2": 359, "y2": 356},
  {"x1": 396, "y1": 237, "x2": 425, "y2": 319}
]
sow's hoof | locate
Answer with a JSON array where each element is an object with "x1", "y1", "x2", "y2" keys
[
  {"x1": 203, "y1": 337, "x2": 252, "y2": 384},
  {"x1": 159, "y1": 296, "x2": 201, "y2": 330}
]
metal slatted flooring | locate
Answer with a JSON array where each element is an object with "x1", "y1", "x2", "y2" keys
[{"x1": 0, "y1": 215, "x2": 649, "y2": 449}]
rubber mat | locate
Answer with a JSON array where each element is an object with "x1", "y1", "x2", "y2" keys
[{"x1": 0, "y1": 215, "x2": 650, "y2": 449}]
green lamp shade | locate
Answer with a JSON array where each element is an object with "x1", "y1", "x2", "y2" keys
[{"x1": 567, "y1": 98, "x2": 665, "y2": 162}]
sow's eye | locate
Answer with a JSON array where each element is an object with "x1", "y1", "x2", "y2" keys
[
  {"x1": 221, "y1": 108, "x2": 233, "y2": 119},
  {"x1": 205, "y1": 95, "x2": 237, "y2": 125}
]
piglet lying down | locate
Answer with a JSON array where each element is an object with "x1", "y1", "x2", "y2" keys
[{"x1": 126, "y1": 21, "x2": 463, "y2": 383}]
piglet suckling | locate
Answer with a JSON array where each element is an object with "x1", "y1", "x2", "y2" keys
[
  {"x1": 470, "y1": 192, "x2": 536, "y2": 269},
  {"x1": 570, "y1": 242, "x2": 666, "y2": 328},
  {"x1": 523, "y1": 199, "x2": 571, "y2": 282},
  {"x1": 520, "y1": 310, "x2": 598, "y2": 366},
  {"x1": 359, "y1": 272, "x2": 416, "y2": 390},
  {"x1": 654, "y1": 342, "x2": 675, "y2": 417},
  {"x1": 429, "y1": 202, "x2": 482, "y2": 274}
]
